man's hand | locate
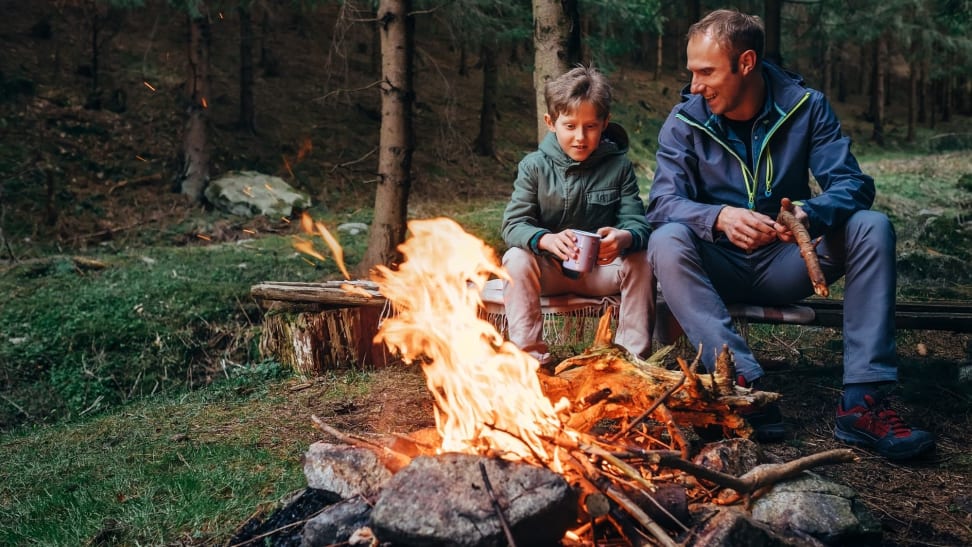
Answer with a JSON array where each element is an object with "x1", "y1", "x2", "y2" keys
[
  {"x1": 715, "y1": 206, "x2": 781, "y2": 252},
  {"x1": 774, "y1": 203, "x2": 809, "y2": 243}
]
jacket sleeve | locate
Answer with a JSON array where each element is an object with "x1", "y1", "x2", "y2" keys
[
  {"x1": 645, "y1": 110, "x2": 725, "y2": 242},
  {"x1": 501, "y1": 156, "x2": 549, "y2": 251},
  {"x1": 615, "y1": 159, "x2": 652, "y2": 252},
  {"x1": 801, "y1": 92, "x2": 875, "y2": 236}
]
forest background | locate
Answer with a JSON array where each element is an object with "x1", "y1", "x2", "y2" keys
[{"x1": 1, "y1": 0, "x2": 971, "y2": 545}]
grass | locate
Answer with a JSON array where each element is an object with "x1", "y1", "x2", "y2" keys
[{"x1": 0, "y1": 361, "x2": 368, "y2": 545}]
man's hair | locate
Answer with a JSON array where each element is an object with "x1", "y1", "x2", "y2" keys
[
  {"x1": 544, "y1": 66, "x2": 612, "y2": 121},
  {"x1": 688, "y1": 9, "x2": 764, "y2": 72}
]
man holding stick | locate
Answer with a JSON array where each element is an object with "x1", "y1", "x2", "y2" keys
[{"x1": 646, "y1": 9, "x2": 934, "y2": 460}]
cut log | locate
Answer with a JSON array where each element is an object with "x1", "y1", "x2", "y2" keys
[{"x1": 258, "y1": 306, "x2": 389, "y2": 375}]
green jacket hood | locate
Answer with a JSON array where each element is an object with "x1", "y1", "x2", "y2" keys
[{"x1": 537, "y1": 122, "x2": 630, "y2": 167}]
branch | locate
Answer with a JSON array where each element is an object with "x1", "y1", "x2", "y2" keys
[{"x1": 778, "y1": 197, "x2": 829, "y2": 297}]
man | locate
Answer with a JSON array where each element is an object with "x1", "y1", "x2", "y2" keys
[{"x1": 646, "y1": 9, "x2": 934, "y2": 460}]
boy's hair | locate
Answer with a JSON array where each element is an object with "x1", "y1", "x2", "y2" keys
[
  {"x1": 688, "y1": 9, "x2": 764, "y2": 73},
  {"x1": 544, "y1": 66, "x2": 612, "y2": 121}
]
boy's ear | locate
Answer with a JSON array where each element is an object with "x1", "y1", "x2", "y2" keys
[{"x1": 543, "y1": 113, "x2": 555, "y2": 131}]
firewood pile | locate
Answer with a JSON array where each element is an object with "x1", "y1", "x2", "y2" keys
[
  {"x1": 300, "y1": 312, "x2": 857, "y2": 546},
  {"x1": 263, "y1": 217, "x2": 859, "y2": 546}
]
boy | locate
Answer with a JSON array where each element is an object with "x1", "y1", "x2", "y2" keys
[{"x1": 501, "y1": 66, "x2": 654, "y2": 366}]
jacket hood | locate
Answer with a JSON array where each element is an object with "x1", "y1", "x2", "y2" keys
[
  {"x1": 676, "y1": 62, "x2": 809, "y2": 121},
  {"x1": 538, "y1": 121, "x2": 630, "y2": 167}
]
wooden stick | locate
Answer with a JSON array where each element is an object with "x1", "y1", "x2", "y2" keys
[
  {"x1": 778, "y1": 197, "x2": 829, "y2": 297},
  {"x1": 479, "y1": 461, "x2": 518, "y2": 547},
  {"x1": 310, "y1": 415, "x2": 412, "y2": 472}
]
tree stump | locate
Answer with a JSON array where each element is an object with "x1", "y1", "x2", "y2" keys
[{"x1": 252, "y1": 281, "x2": 392, "y2": 376}]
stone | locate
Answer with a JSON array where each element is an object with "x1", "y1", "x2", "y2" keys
[
  {"x1": 303, "y1": 442, "x2": 393, "y2": 499},
  {"x1": 204, "y1": 170, "x2": 311, "y2": 217},
  {"x1": 301, "y1": 496, "x2": 372, "y2": 547},
  {"x1": 371, "y1": 453, "x2": 576, "y2": 546},
  {"x1": 687, "y1": 506, "x2": 822, "y2": 547},
  {"x1": 750, "y1": 471, "x2": 882, "y2": 545}
]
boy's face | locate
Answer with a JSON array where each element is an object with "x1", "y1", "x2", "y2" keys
[{"x1": 544, "y1": 101, "x2": 609, "y2": 162}]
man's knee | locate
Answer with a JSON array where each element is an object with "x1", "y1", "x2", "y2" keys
[
  {"x1": 846, "y1": 210, "x2": 895, "y2": 250},
  {"x1": 647, "y1": 223, "x2": 695, "y2": 264}
]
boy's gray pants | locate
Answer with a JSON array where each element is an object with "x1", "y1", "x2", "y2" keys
[{"x1": 501, "y1": 247, "x2": 655, "y2": 364}]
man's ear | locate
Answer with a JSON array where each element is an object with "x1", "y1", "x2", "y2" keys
[{"x1": 739, "y1": 49, "x2": 757, "y2": 75}]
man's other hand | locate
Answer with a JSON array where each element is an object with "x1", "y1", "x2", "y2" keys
[{"x1": 715, "y1": 206, "x2": 781, "y2": 252}]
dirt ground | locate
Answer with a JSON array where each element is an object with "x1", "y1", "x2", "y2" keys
[{"x1": 2, "y1": 3, "x2": 971, "y2": 546}]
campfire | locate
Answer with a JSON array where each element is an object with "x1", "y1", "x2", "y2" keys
[{"x1": 292, "y1": 218, "x2": 858, "y2": 546}]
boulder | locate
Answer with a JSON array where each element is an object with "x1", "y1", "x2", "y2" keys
[{"x1": 204, "y1": 171, "x2": 311, "y2": 217}]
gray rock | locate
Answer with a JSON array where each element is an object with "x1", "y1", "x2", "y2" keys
[
  {"x1": 301, "y1": 495, "x2": 372, "y2": 547},
  {"x1": 688, "y1": 506, "x2": 823, "y2": 547},
  {"x1": 371, "y1": 453, "x2": 576, "y2": 546},
  {"x1": 750, "y1": 471, "x2": 881, "y2": 545},
  {"x1": 303, "y1": 442, "x2": 393, "y2": 499},
  {"x1": 204, "y1": 170, "x2": 311, "y2": 217}
]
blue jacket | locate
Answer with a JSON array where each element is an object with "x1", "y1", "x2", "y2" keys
[{"x1": 646, "y1": 62, "x2": 874, "y2": 240}]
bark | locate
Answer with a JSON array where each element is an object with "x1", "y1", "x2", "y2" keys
[
  {"x1": 763, "y1": 0, "x2": 783, "y2": 66},
  {"x1": 358, "y1": 0, "x2": 414, "y2": 276},
  {"x1": 473, "y1": 42, "x2": 497, "y2": 157},
  {"x1": 870, "y1": 35, "x2": 886, "y2": 145},
  {"x1": 238, "y1": 3, "x2": 256, "y2": 133},
  {"x1": 777, "y1": 198, "x2": 828, "y2": 297},
  {"x1": 532, "y1": 0, "x2": 570, "y2": 143},
  {"x1": 178, "y1": 4, "x2": 211, "y2": 202}
]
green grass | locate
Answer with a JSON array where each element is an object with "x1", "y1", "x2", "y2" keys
[
  {"x1": 0, "y1": 362, "x2": 373, "y2": 545},
  {"x1": 0, "y1": 235, "x2": 333, "y2": 429}
]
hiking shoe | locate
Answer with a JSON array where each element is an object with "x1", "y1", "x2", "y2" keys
[{"x1": 835, "y1": 394, "x2": 935, "y2": 460}]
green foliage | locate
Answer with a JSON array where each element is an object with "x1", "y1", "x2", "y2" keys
[
  {"x1": 0, "y1": 236, "x2": 331, "y2": 429},
  {"x1": 0, "y1": 373, "x2": 322, "y2": 545}
]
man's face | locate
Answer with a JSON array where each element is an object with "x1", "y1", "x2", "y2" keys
[
  {"x1": 686, "y1": 33, "x2": 749, "y2": 120},
  {"x1": 545, "y1": 101, "x2": 609, "y2": 162}
]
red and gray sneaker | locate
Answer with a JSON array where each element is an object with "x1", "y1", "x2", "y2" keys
[{"x1": 835, "y1": 394, "x2": 935, "y2": 460}]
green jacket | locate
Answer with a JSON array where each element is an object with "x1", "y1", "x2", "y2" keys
[{"x1": 501, "y1": 122, "x2": 650, "y2": 253}]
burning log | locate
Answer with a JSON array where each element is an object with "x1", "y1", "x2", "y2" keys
[
  {"x1": 542, "y1": 311, "x2": 780, "y2": 447},
  {"x1": 777, "y1": 197, "x2": 829, "y2": 297}
]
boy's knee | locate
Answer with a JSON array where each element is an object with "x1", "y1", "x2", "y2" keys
[{"x1": 502, "y1": 247, "x2": 537, "y2": 275}]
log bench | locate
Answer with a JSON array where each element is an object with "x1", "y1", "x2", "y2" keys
[{"x1": 250, "y1": 280, "x2": 972, "y2": 375}]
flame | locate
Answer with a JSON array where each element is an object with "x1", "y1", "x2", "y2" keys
[
  {"x1": 373, "y1": 218, "x2": 569, "y2": 466},
  {"x1": 296, "y1": 213, "x2": 351, "y2": 280}
]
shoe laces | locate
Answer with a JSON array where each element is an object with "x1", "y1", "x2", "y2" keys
[{"x1": 864, "y1": 395, "x2": 912, "y2": 437}]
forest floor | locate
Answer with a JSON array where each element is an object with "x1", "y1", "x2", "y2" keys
[{"x1": 1, "y1": 2, "x2": 971, "y2": 546}]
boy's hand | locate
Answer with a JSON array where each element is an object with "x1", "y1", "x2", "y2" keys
[
  {"x1": 537, "y1": 230, "x2": 580, "y2": 261},
  {"x1": 595, "y1": 227, "x2": 631, "y2": 264}
]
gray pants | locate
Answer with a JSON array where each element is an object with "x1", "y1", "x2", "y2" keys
[
  {"x1": 647, "y1": 210, "x2": 898, "y2": 385},
  {"x1": 502, "y1": 247, "x2": 656, "y2": 363}
]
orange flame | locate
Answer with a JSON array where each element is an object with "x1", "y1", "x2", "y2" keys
[
  {"x1": 373, "y1": 218, "x2": 569, "y2": 466},
  {"x1": 296, "y1": 213, "x2": 350, "y2": 280}
]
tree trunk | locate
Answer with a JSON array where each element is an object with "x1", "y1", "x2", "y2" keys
[
  {"x1": 654, "y1": 33, "x2": 663, "y2": 81},
  {"x1": 474, "y1": 42, "x2": 498, "y2": 157},
  {"x1": 763, "y1": 0, "x2": 783, "y2": 66},
  {"x1": 907, "y1": 50, "x2": 918, "y2": 143},
  {"x1": 238, "y1": 3, "x2": 256, "y2": 133},
  {"x1": 179, "y1": 4, "x2": 212, "y2": 202},
  {"x1": 870, "y1": 36, "x2": 886, "y2": 145},
  {"x1": 358, "y1": 0, "x2": 414, "y2": 276},
  {"x1": 532, "y1": 0, "x2": 571, "y2": 143},
  {"x1": 821, "y1": 40, "x2": 832, "y2": 98}
]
